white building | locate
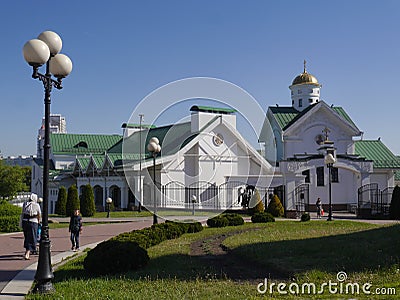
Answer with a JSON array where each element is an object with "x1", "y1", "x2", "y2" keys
[
  {"x1": 259, "y1": 62, "x2": 400, "y2": 217},
  {"x1": 31, "y1": 64, "x2": 400, "y2": 218}
]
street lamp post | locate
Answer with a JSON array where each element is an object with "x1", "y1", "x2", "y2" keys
[
  {"x1": 106, "y1": 197, "x2": 113, "y2": 218},
  {"x1": 191, "y1": 195, "x2": 197, "y2": 216},
  {"x1": 138, "y1": 114, "x2": 144, "y2": 213},
  {"x1": 147, "y1": 137, "x2": 161, "y2": 225},
  {"x1": 23, "y1": 31, "x2": 72, "y2": 293},
  {"x1": 324, "y1": 153, "x2": 336, "y2": 221}
]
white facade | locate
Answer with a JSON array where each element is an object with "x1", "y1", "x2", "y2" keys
[{"x1": 260, "y1": 65, "x2": 399, "y2": 217}]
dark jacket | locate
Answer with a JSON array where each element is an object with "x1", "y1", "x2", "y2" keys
[{"x1": 69, "y1": 215, "x2": 82, "y2": 232}]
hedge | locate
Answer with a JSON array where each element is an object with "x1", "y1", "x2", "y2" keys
[
  {"x1": 206, "y1": 213, "x2": 244, "y2": 228},
  {"x1": 84, "y1": 221, "x2": 203, "y2": 275},
  {"x1": 251, "y1": 212, "x2": 275, "y2": 223}
]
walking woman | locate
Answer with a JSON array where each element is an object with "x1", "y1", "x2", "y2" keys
[{"x1": 21, "y1": 194, "x2": 41, "y2": 260}]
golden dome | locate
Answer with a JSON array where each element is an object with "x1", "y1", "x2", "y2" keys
[{"x1": 291, "y1": 60, "x2": 320, "y2": 86}]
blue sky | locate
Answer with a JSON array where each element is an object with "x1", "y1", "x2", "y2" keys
[{"x1": 1, "y1": 1, "x2": 400, "y2": 157}]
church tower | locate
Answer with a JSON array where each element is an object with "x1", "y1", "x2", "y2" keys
[{"x1": 289, "y1": 60, "x2": 321, "y2": 111}]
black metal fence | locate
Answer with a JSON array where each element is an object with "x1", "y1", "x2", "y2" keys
[
  {"x1": 295, "y1": 183, "x2": 309, "y2": 216},
  {"x1": 358, "y1": 184, "x2": 393, "y2": 217},
  {"x1": 159, "y1": 181, "x2": 285, "y2": 211}
]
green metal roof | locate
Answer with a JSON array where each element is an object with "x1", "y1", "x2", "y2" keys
[
  {"x1": 331, "y1": 107, "x2": 357, "y2": 128},
  {"x1": 269, "y1": 106, "x2": 299, "y2": 129},
  {"x1": 50, "y1": 133, "x2": 122, "y2": 155},
  {"x1": 121, "y1": 123, "x2": 156, "y2": 129},
  {"x1": 354, "y1": 140, "x2": 400, "y2": 168},
  {"x1": 269, "y1": 103, "x2": 357, "y2": 130},
  {"x1": 120, "y1": 122, "x2": 197, "y2": 160},
  {"x1": 76, "y1": 157, "x2": 91, "y2": 170},
  {"x1": 190, "y1": 105, "x2": 237, "y2": 114}
]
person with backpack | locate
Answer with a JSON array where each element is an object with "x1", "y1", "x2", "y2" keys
[
  {"x1": 21, "y1": 193, "x2": 41, "y2": 260},
  {"x1": 69, "y1": 209, "x2": 83, "y2": 251}
]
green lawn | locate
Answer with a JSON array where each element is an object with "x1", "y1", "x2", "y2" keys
[{"x1": 26, "y1": 221, "x2": 400, "y2": 299}]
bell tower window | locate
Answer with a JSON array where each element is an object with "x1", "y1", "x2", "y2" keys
[{"x1": 299, "y1": 99, "x2": 303, "y2": 107}]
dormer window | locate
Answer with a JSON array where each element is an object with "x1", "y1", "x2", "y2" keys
[{"x1": 74, "y1": 141, "x2": 88, "y2": 149}]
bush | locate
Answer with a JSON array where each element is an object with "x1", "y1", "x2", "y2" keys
[
  {"x1": 248, "y1": 190, "x2": 264, "y2": 215},
  {"x1": 390, "y1": 185, "x2": 400, "y2": 220},
  {"x1": 84, "y1": 220, "x2": 203, "y2": 275},
  {"x1": 84, "y1": 239, "x2": 149, "y2": 275},
  {"x1": 55, "y1": 186, "x2": 67, "y2": 216},
  {"x1": 0, "y1": 215, "x2": 20, "y2": 232},
  {"x1": 222, "y1": 213, "x2": 244, "y2": 226},
  {"x1": 251, "y1": 212, "x2": 275, "y2": 223},
  {"x1": 0, "y1": 200, "x2": 22, "y2": 216},
  {"x1": 206, "y1": 215, "x2": 229, "y2": 228},
  {"x1": 80, "y1": 184, "x2": 96, "y2": 217},
  {"x1": 301, "y1": 212, "x2": 311, "y2": 222},
  {"x1": 0, "y1": 201, "x2": 21, "y2": 233},
  {"x1": 266, "y1": 194, "x2": 284, "y2": 217},
  {"x1": 66, "y1": 185, "x2": 80, "y2": 217}
]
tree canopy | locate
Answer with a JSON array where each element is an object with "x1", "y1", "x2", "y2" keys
[{"x1": 0, "y1": 161, "x2": 30, "y2": 199}]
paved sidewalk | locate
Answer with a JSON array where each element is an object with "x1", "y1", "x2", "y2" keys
[{"x1": 0, "y1": 217, "x2": 154, "y2": 300}]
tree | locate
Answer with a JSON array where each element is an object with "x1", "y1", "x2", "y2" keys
[
  {"x1": 266, "y1": 194, "x2": 284, "y2": 217},
  {"x1": 80, "y1": 184, "x2": 96, "y2": 217},
  {"x1": 248, "y1": 189, "x2": 264, "y2": 214},
  {"x1": 0, "y1": 162, "x2": 29, "y2": 199},
  {"x1": 55, "y1": 186, "x2": 67, "y2": 216},
  {"x1": 66, "y1": 185, "x2": 80, "y2": 217},
  {"x1": 389, "y1": 185, "x2": 400, "y2": 220}
]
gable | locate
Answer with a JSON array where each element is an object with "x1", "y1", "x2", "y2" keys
[
  {"x1": 280, "y1": 101, "x2": 361, "y2": 137},
  {"x1": 269, "y1": 102, "x2": 358, "y2": 132}
]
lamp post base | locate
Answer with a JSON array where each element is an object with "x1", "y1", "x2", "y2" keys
[
  {"x1": 33, "y1": 280, "x2": 55, "y2": 294},
  {"x1": 153, "y1": 214, "x2": 158, "y2": 224},
  {"x1": 33, "y1": 236, "x2": 54, "y2": 294}
]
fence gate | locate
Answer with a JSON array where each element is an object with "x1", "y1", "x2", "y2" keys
[
  {"x1": 295, "y1": 184, "x2": 309, "y2": 216},
  {"x1": 357, "y1": 183, "x2": 379, "y2": 218},
  {"x1": 381, "y1": 187, "x2": 394, "y2": 216}
]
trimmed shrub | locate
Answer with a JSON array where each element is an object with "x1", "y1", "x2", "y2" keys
[
  {"x1": 84, "y1": 240, "x2": 149, "y2": 275},
  {"x1": 301, "y1": 212, "x2": 311, "y2": 222},
  {"x1": 266, "y1": 194, "x2": 284, "y2": 217},
  {"x1": 55, "y1": 186, "x2": 67, "y2": 216},
  {"x1": 80, "y1": 184, "x2": 96, "y2": 217},
  {"x1": 84, "y1": 220, "x2": 203, "y2": 275},
  {"x1": 186, "y1": 221, "x2": 204, "y2": 233},
  {"x1": 66, "y1": 185, "x2": 80, "y2": 217},
  {"x1": 206, "y1": 215, "x2": 229, "y2": 228},
  {"x1": 390, "y1": 185, "x2": 400, "y2": 220},
  {"x1": 251, "y1": 212, "x2": 275, "y2": 223},
  {"x1": 222, "y1": 213, "x2": 244, "y2": 226},
  {"x1": 165, "y1": 220, "x2": 204, "y2": 234},
  {"x1": 248, "y1": 190, "x2": 264, "y2": 214}
]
